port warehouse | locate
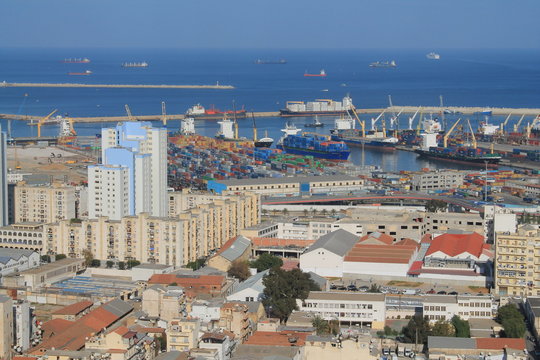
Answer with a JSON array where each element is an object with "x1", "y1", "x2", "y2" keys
[{"x1": 206, "y1": 175, "x2": 364, "y2": 196}]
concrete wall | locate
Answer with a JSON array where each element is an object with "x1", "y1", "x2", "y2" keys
[{"x1": 300, "y1": 250, "x2": 343, "y2": 278}]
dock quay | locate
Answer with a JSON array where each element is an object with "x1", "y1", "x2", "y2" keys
[
  {"x1": 387, "y1": 106, "x2": 540, "y2": 115},
  {"x1": 0, "y1": 82, "x2": 234, "y2": 89}
]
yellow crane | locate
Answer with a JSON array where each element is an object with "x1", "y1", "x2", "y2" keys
[
  {"x1": 161, "y1": 101, "x2": 167, "y2": 126},
  {"x1": 443, "y1": 118, "x2": 461, "y2": 148},
  {"x1": 349, "y1": 107, "x2": 366, "y2": 137},
  {"x1": 125, "y1": 104, "x2": 134, "y2": 121},
  {"x1": 513, "y1": 114, "x2": 525, "y2": 133},
  {"x1": 466, "y1": 118, "x2": 477, "y2": 149},
  {"x1": 37, "y1": 109, "x2": 58, "y2": 138}
]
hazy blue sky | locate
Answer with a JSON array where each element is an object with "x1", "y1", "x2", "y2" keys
[{"x1": 1, "y1": 0, "x2": 538, "y2": 49}]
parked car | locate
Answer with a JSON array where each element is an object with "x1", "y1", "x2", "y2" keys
[
  {"x1": 427, "y1": 289, "x2": 436, "y2": 294},
  {"x1": 347, "y1": 284, "x2": 358, "y2": 291},
  {"x1": 437, "y1": 291, "x2": 447, "y2": 295}
]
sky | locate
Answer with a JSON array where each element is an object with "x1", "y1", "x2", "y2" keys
[{"x1": 1, "y1": 0, "x2": 539, "y2": 49}]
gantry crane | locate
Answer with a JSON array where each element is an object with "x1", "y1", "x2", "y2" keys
[
  {"x1": 443, "y1": 118, "x2": 461, "y2": 148},
  {"x1": 37, "y1": 109, "x2": 58, "y2": 138}
]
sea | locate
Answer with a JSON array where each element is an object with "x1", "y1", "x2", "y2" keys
[{"x1": 1, "y1": 48, "x2": 539, "y2": 172}]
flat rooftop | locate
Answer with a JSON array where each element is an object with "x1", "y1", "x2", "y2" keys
[
  {"x1": 50, "y1": 275, "x2": 137, "y2": 297},
  {"x1": 17, "y1": 258, "x2": 83, "y2": 275},
  {"x1": 215, "y1": 175, "x2": 361, "y2": 187},
  {"x1": 306, "y1": 291, "x2": 385, "y2": 302}
]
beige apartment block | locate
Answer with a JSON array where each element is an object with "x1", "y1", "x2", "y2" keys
[
  {"x1": 219, "y1": 302, "x2": 250, "y2": 342},
  {"x1": 495, "y1": 224, "x2": 540, "y2": 297},
  {"x1": 0, "y1": 295, "x2": 13, "y2": 360},
  {"x1": 14, "y1": 181, "x2": 76, "y2": 223},
  {"x1": 167, "y1": 319, "x2": 200, "y2": 352}
]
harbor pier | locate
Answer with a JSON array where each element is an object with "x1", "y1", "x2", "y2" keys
[{"x1": 0, "y1": 82, "x2": 234, "y2": 89}]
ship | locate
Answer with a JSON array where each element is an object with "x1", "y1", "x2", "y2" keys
[
  {"x1": 475, "y1": 108, "x2": 493, "y2": 116},
  {"x1": 369, "y1": 60, "x2": 396, "y2": 68},
  {"x1": 63, "y1": 58, "x2": 90, "y2": 63},
  {"x1": 186, "y1": 104, "x2": 247, "y2": 119},
  {"x1": 277, "y1": 131, "x2": 350, "y2": 160},
  {"x1": 426, "y1": 52, "x2": 441, "y2": 60},
  {"x1": 415, "y1": 147, "x2": 502, "y2": 165},
  {"x1": 304, "y1": 117, "x2": 324, "y2": 128},
  {"x1": 68, "y1": 70, "x2": 92, "y2": 76},
  {"x1": 304, "y1": 69, "x2": 326, "y2": 77},
  {"x1": 255, "y1": 59, "x2": 287, "y2": 64},
  {"x1": 280, "y1": 96, "x2": 354, "y2": 117},
  {"x1": 122, "y1": 62, "x2": 149, "y2": 68},
  {"x1": 331, "y1": 130, "x2": 398, "y2": 151},
  {"x1": 254, "y1": 130, "x2": 274, "y2": 148}
]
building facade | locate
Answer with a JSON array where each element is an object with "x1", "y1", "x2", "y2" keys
[
  {"x1": 0, "y1": 129, "x2": 7, "y2": 227},
  {"x1": 411, "y1": 170, "x2": 465, "y2": 192},
  {"x1": 13, "y1": 182, "x2": 76, "y2": 224},
  {"x1": 0, "y1": 295, "x2": 13, "y2": 360}
]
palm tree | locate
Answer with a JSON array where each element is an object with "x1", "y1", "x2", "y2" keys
[{"x1": 311, "y1": 316, "x2": 330, "y2": 335}]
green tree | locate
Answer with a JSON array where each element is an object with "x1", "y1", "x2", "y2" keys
[
  {"x1": 303, "y1": 209, "x2": 309, "y2": 217},
  {"x1": 262, "y1": 268, "x2": 320, "y2": 322},
  {"x1": 41, "y1": 255, "x2": 51, "y2": 263},
  {"x1": 251, "y1": 253, "x2": 283, "y2": 273},
  {"x1": 228, "y1": 260, "x2": 251, "y2": 281},
  {"x1": 155, "y1": 335, "x2": 167, "y2": 352},
  {"x1": 55, "y1": 254, "x2": 67, "y2": 260},
  {"x1": 90, "y1": 259, "x2": 101, "y2": 267},
  {"x1": 127, "y1": 259, "x2": 141, "y2": 269},
  {"x1": 82, "y1": 249, "x2": 94, "y2": 266},
  {"x1": 451, "y1": 315, "x2": 470, "y2": 338},
  {"x1": 502, "y1": 317, "x2": 526, "y2": 338},
  {"x1": 321, "y1": 209, "x2": 328, "y2": 216},
  {"x1": 118, "y1": 261, "x2": 126, "y2": 270},
  {"x1": 431, "y1": 319, "x2": 455, "y2": 337},
  {"x1": 368, "y1": 284, "x2": 382, "y2": 293},
  {"x1": 186, "y1": 257, "x2": 206, "y2": 270},
  {"x1": 402, "y1": 315, "x2": 431, "y2": 344},
  {"x1": 312, "y1": 316, "x2": 330, "y2": 335},
  {"x1": 426, "y1": 199, "x2": 447, "y2": 212},
  {"x1": 282, "y1": 208, "x2": 289, "y2": 216},
  {"x1": 106, "y1": 260, "x2": 114, "y2": 268},
  {"x1": 497, "y1": 304, "x2": 523, "y2": 323}
]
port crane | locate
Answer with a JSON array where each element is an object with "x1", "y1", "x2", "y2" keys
[
  {"x1": 500, "y1": 113, "x2": 512, "y2": 135},
  {"x1": 349, "y1": 107, "x2": 366, "y2": 137},
  {"x1": 408, "y1": 108, "x2": 420, "y2": 130},
  {"x1": 125, "y1": 104, "x2": 134, "y2": 121},
  {"x1": 416, "y1": 109, "x2": 424, "y2": 135},
  {"x1": 37, "y1": 109, "x2": 58, "y2": 138},
  {"x1": 371, "y1": 110, "x2": 386, "y2": 132},
  {"x1": 251, "y1": 112, "x2": 258, "y2": 142},
  {"x1": 466, "y1": 118, "x2": 477, "y2": 149},
  {"x1": 526, "y1": 115, "x2": 540, "y2": 140},
  {"x1": 513, "y1": 114, "x2": 525, "y2": 133},
  {"x1": 161, "y1": 102, "x2": 167, "y2": 126},
  {"x1": 443, "y1": 118, "x2": 461, "y2": 148}
]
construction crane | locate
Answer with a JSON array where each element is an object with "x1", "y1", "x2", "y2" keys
[
  {"x1": 443, "y1": 118, "x2": 461, "y2": 148},
  {"x1": 408, "y1": 108, "x2": 420, "y2": 130},
  {"x1": 349, "y1": 107, "x2": 366, "y2": 137},
  {"x1": 125, "y1": 104, "x2": 134, "y2": 121},
  {"x1": 500, "y1": 113, "x2": 512, "y2": 135},
  {"x1": 161, "y1": 101, "x2": 167, "y2": 126},
  {"x1": 466, "y1": 118, "x2": 477, "y2": 149},
  {"x1": 513, "y1": 114, "x2": 525, "y2": 133},
  {"x1": 37, "y1": 109, "x2": 58, "y2": 138}
]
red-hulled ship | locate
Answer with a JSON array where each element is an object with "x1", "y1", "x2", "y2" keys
[
  {"x1": 304, "y1": 69, "x2": 326, "y2": 77},
  {"x1": 185, "y1": 104, "x2": 247, "y2": 119}
]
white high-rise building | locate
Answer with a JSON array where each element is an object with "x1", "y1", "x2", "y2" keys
[
  {"x1": 88, "y1": 122, "x2": 167, "y2": 220},
  {"x1": 0, "y1": 128, "x2": 7, "y2": 226}
]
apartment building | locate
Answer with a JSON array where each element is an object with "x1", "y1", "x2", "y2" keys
[
  {"x1": 495, "y1": 224, "x2": 540, "y2": 297},
  {"x1": 14, "y1": 181, "x2": 76, "y2": 223},
  {"x1": 411, "y1": 170, "x2": 466, "y2": 192},
  {"x1": 0, "y1": 295, "x2": 13, "y2": 360},
  {"x1": 297, "y1": 292, "x2": 386, "y2": 330},
  {"x1": 167, "y1": 319, "x2": 201, "y2": 352},
  {"x1": 142, "y1": 285, "x2": 186, "y2": 322},
  {"x1": 219, "y1": 302, "x2": 250, "y2": 342},
  {"x1": 0, "y1": 223, "x2": 44, "y2": 251}
]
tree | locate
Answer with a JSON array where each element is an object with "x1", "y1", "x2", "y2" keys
[
  {"x1": 497, "y1": 304, "x2": 523, "y2": 323},
  {"x1": 186, "y1": 257, "x2": 205, "y2": 270},
  {"x1": 451, "y1": 315, "x2": 470, "y2": 338},
  {"x1": 82, "y1": 249, "x2": 94, "y2": 266},
  {"x1": 90, "y1": 259, "x2": 101, "y2": 267},
  {"x1": 330, "y1": 209, "x2": 337, "y2": 217},
  {"x1": 282, "y1": 208, "x2": 289, "y2": 216},
  {"x1": 250, "y1": 253, "x2": 283, "y2": 273},
  {"x1": 262, "y1": 268, "x2": 320, "y2": 322},
  {"x1": 368, "y1": 284, "x2": 382, "y2": 293},
  {"x1": 127, "y1": 259, "x2": 141, "y2": 269},
  {"x1": 502, "y1": 317, "x2": 526, "y2": 338},
  {"x1": 118, "y1": 261, "x2": 126, "y2": 270},
  {"x1": 303, "y1": 209, "x2": 309, "y2": 217},
  {"x1": 312, "y1": 316, "x2": 339, "y2": 335},
  {"x1": 321, "y1": 209, "x2": 328, "y2": 216},
  {"x1": 426, "y1": 199, "x2": 447, "y2": 213},
  {"x1": 228, "y1": 260, "x2": 251, "y2": 281},
  {"x1": 401, "y1": 315, "x2": 431, "y2": 344},
  {"x1": 106, "y1": 260, "x2": 114, "y2": 268},
  {"x1": 55, "y1": 254, "x2": 67, "y2": 260},
  {"x1": 41, "y1": 255, "x2": 51, "y2": 263},
  {"x1": 155, "y1": 335, "x2": 167, "y2": 352},
  {"x1": 431, "y1": 319, "x2": 455, "y2": 337}
]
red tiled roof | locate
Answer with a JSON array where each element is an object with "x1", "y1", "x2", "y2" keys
[
  {"x1": 426, "y1": 232, "x2": 487, "y2": 258},
  {"x1": 408, "y1": 261, "x2": 423, "y2": 275},
  {"x1": 14, "y1": 357, "x2": 38, "y2": 360},
  {"x1": 358, "y1": 232, "x2": 394, "y2": 245},
  {"x1": 81, "y1": 307, "x2": 119, "y2": 331},
  {"x1": 281, "y1": 259, "x2": 299, "y2": 271},
  {"x1": 148, "y1": 274, "x2": 225, "y2": 287},
  {"x1": 41, "y1": 319, "x2": 74, "y2": 337},
  {"x1": 421, "y1": 234, "x2": 433, "y2": 244},
  {"x1": 394, "y1": 238, "x2": 420, "y2": 248},
  {"x1": 244, "y1": 331, "x2": 308, "y2": 347},
  {"x1": 52, "y1": 301, "x2": 93, "y2": 316},
  {"x1": 344, "y1": 244, "x2": 417, "y2": 264},
  {"x1": 476, "y1": 337, "x2": 525, "y2": 350}
]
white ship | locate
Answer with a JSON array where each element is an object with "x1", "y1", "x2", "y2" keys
[{"x1": 426, "y1": 52, "x2": 441, "y2": 60}]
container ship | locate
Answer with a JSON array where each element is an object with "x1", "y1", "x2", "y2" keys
[
  {"x1": 186, "y1": 104, "x2": 247, "y2": 119},
  {"x1": 332, "y1": 130, "x2": 398, "y2": 151},
  {"x1": 369, "y1": 60, "x2": 396, "y2": 68},
  {"x1": 277, "y1": 131, "x2": 350, "y2": 161},
  {"x1": 304, "y1": 69, "x2": 326, "y2": 77},
  {"x1": 122, "y1": 62, "x2": 149, "y2": 68},
  {"x1": 255, "y1": 59, "x2": 287, "y2": 64},
  {"x1": 68, "y1": 70, "x2": 92, "y2": 76},
  {"x1": 63, "y1": 58, "x2": 90, "y2": 63},
  {"x1": 280, "y1": 96, "x2": 354, "y2": 117},
  {"x1": 415, "y1": 147, "x2": 502, "y2": 166}
]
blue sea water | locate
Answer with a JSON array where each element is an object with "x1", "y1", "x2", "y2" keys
[{"x1": 0, "y1": 48, "x2": 539, "y2": 171}]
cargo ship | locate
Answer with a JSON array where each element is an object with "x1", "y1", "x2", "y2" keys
[
  {"x1": 415, "y1": 146, "x2": 502, "y2": 166},
  {"x1": 122, "y1": 62, "x2": 149, "y2": 67},
  {"x1": 369, "y1": 61, "x2": 396, "y2": 68},
  {"x1": 277, "y1": 131, "x2": 350, "y2": 160},
  {"x1": 255, "y1": 59, "x2": 287, "y2": 64},
  {"x1": 304, "y1": 69, "x2": 326, "y2": 77},
  {"x1": 63, "y1": 58, "x2": 90, "y2": 63},
  {"x1": 68, "y1": 70, "x2": 92, "y2": 76},
  {"x1": 426, "y1": 52, "x2": 441, "y2": 60},
  {"x1": 332, "y1": 130, "x2": 398, "y2": 151},
  {"x1": 280, "y1": 96, "x2": 354, "y2": 117},
  {"x1": 186, "y1": 104, "x2": 247, "y2": 119}
]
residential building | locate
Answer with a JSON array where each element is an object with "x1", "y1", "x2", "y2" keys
[
  {"x1": 525, "y1": 297, "x2": 540, "y2": 340},
  {"x1": 84, "y1": 326, "x2": 157, "y2": 360},
  {"x1": 141, "y1": 285, "x2": 186, "y2": 322},
  {"x1": 51, "y1": 301, "x2": 93, "y2": 321},
  {"x1": 167, "y1": 319, "x2": 200, "y2": 352},
  {"x1": 238, "y1": 331, "x2": 307, "y2": 359},
  {"x1": 0, "y1": 249, "x2": 40, "y2": 277},
  {"x1": 3, "y1": 258, "x2": 85, "y2": 290},
  {"x1": 207, "y1": 175, "x2": 364, "y2": 196},
  {"x1": 0, "y1": 129, "x2": 7, "y2": 227},
  {"x1": 13, "y1": 299, "x2": 32, "y2": 353},
  {"x1": 0, "y1": 295, "x2": 13, "y2": 360},
  {"x1": 189, "y1": 298, "x2": 224, "y2": 325},
  {"x1": 303, "y1": 335, "x2": 376, "y2": 360},
  {"x1": 208, "y1": 236, "x2": 251, "y2": 272},
  {"x1": 423, "y1": 295, "x2": 493, "y2": 321},
  {"x1": 411, "y1": 170, "x2": 466, "y2": 192},
  {"x1": 424, "y1": 212, "x2": 485, "y2": 235},
  {"x1": 495, "y1": 224, "x2": 540, "y2": 296},
  {"x1": 199, "y1": 331, "x2": 235, "y2": 360},
  {"x1": 0, "y1": 223, "x2": 44, "y2": 252},
  {"x1": 90, "y1": 122, "x2": 167, "y2": 220},
  {"x1": 13, "y1": 182, "x2": 76, "y2": 224},
  {"x1": 297, "y1": 292, "x2": 386, "y2": 329},
  {"x1": 219, "y1": 302, "x2": 250, "y2": 342}
]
